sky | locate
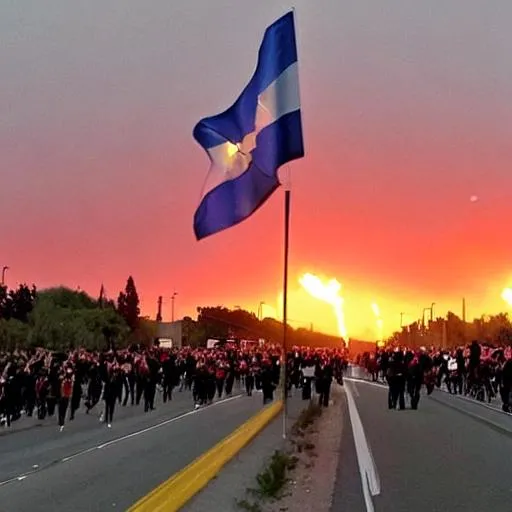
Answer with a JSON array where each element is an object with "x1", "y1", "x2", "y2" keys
[{"x1": 2, "y1": 1, "x2": 512, "y2": 341}]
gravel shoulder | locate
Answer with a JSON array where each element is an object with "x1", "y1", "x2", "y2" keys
[{"x1": 266, "y1": 384, "x2": 343, "y2": 512}]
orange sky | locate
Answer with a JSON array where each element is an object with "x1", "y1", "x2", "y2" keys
[{"x1": 2, "y1": 2, "x2": 512, "y2": 341}]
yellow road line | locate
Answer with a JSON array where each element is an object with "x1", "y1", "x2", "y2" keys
[{"x1": 128, "y1": 400, "x2": 283, "y2": 512}]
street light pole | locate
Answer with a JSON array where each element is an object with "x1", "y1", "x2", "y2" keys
[
  {"x1": 422, "y1": 308, "x2": 431, "y2": 329},
  {"x1": 258, "y1": 301, "x2": 266, "y2": 320},
  {"x1": 171, "y1": 292, "x2": 178, "y2": 322},
  {"x1": 1, "y1": 266, "x2": 9, "y2": 286}
]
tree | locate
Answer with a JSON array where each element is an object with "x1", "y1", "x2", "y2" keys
[
  {"x1": 196, "y1": 307, "x2": 230, "y2": 339},
  {"x1": 0, "y1": 318, "x2": 30, "y2": 351},
  {"x1": 9, "y1": 284, "x2": 37, "y2": 322},
  {"x1": 38, "y1": 287, "x2": 96, "y2": 310},
  {"x1": 0, "y1": 285, "x2": 8, "y2": 319},
  {"x1": 128, "y1": 318, "x2": 158, "y2": 346},
  {"x1": 98, "y1": 284, "x2": 105, "y2": 308},
  {"x1": 28, "y1": 288, "x2": 129, "y2": 350},
  {"x1": 0, "y1": 284, "x2": 37, "y2": 322},
  {"x1": 117, "y1": 276, "x2": 140, "y2": 331}
]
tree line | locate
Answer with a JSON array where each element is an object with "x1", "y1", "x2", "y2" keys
[
  {"x1": 387, "y1": 311, "x2": 512, "y2": 349},
  {"x1": 0, "y1": 277, "x2": 143, "y2": 351},
  {"x1": 191, "y1": 306, "x2": 343, "y2": 349},
  {"x1": 0, "y1": 278, "x2": 344, "y2": 351}
]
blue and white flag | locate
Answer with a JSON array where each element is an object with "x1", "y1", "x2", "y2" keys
[{"x1": 193, "y1": 11, "x2": 305, "y2": 240}]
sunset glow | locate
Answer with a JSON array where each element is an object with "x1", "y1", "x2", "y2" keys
[
  {"x1": 2, "y1": 3, "x2": 512, "y2": 345},
  {"x1": 372, "y1": 303, "x2": 384, "y2": 344},
  {"x1": 299, "y1": 273, "x2": 348, "y2": 342},
  {"x1": 501, "y1": 288, "x2": 512, "y2": 308}
]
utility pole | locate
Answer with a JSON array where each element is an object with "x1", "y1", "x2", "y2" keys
[
  {"x1": 156, "y1": 296, "x2": 163, "y2": 322},
  {"x1": 422, "y1": 308, "x2": 430, "y2": 329},
  {"x1": 442, "y1": 319, "x2": 447, "y2": 349},
  {"x1": 462, "y1": 297, "x2": 466, "y2": 323},
  {"x1": 1, "y1": 266, "x2": 9, "y2": 286},
  {"x1": 171, "y1": 292, "x2": 178, "y2": 322}
]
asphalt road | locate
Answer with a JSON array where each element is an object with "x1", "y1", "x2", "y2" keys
[
  {"x1": 0, "y1": 388, "x2": 270, "y2": 512},
  {"x1": 333, "y1": 377, "x2": 512, "y2": 512}
]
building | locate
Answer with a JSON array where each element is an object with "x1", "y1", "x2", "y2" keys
[{"x1": 155, "y1": 320, "x2": 184, "y2": 348}]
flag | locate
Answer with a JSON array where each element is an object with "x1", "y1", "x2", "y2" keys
[{"x1": 193, "y1": 11, "x2": 304, "y2": 240}]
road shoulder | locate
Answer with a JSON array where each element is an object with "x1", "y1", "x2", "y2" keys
[
  {"x1": 267, "y1": 384, "x2": 344, "y2": 512},
  {"x1": 182, "y1": 393, "x2": 306, "y2": 512}
]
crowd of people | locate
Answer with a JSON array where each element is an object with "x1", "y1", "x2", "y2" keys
[
  {"x1": 0, "y1": 342, "x2": 348, "y2": 431},
  {"x1": 360, "y1": 341, "x2": 512, "y2": 412}
]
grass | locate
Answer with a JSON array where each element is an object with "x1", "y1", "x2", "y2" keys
[
  {"x1": 250, "y1": 450, "x2": 298, "y2": 499},
  {"x1": 237, "y1": 451, "x2": 298, "y2": 511},
  {"x1": 291, "y1": 402, "x2": 322, "y2": 436}
]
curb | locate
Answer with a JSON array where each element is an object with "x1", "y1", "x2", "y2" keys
[{"x1": 127, "y1": 400, "x2": 283, "y2": 512}]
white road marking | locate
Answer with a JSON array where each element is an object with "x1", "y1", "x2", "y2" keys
[
  {"x1": 346, "y1": 375, "x2": 512, "y2": 417},
  {"x1": 0, "y1": 394, "x2": 243, "y2": 487},
  {"x1": 61, "y1": 446, "x2": 97, "y2": 462},
  {"x1": 350, "y1": 380, "x2": 360, "y2": 397},
  {"x1": 344, "y1": 383, "x2": 381, "y2": 512},
  {"x1": 0, "y1": 476, "x2": 19, "y2": 488},
  {"x1": 437, "y1": 387, "x2": 512, "y2": 416},
  {"x1": 345, "y1": 377, "x2": 386, "y2": 389}
]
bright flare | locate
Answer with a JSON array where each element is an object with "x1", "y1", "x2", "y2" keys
[
  {"x1": 372, "y1": 302, "x2": 384, "y2": 345},
  {"x1": 299, "y1": 273, "x2": 348, "y2": 342},
  {"x1": 502, "y1": 288, "x2": 512, "y2": 307}
]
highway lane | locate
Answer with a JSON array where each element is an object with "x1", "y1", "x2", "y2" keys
[
  {"x1": 0, "y1": 388, "x2": 218, "y2": 485},
  {"x1": 0, "y1": 391, "x2": 271, "y2": 512},
  {"x1": 332, "y1": 378, "x2": 512, "y2": 512}
]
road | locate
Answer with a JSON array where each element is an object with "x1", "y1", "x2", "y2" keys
[
  {"x1": 333, "y1": 377, "x2": 512, "y2": 512},
  {"x1": 0, "y1": 388, "x2": 269, "y2": 512}
]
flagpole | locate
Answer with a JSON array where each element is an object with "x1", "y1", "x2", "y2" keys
[
  {"x1": 281, "y1": 6, "x2": 300, "y2": 440},
  {"x1": 281, "y1": 187, "x2": 291, "y2": 439}
]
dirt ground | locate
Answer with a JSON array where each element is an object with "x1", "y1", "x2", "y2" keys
[{"x1": 266, "y1": 384, "x2": 344, "y2": 512}]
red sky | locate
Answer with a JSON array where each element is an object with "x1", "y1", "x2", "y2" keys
[{"x1": 2, "y1": 1, "x2": 512, "y2": 340}]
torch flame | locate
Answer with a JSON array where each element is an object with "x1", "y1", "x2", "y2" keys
[
  {"x1": 372, "y1": 302, "x2": 384, "y2": 346},
  {"x1": 502, "y1": 288, "x2": 512, "y2": 307},
  {"x1": 299, "y1": 273, "x2": 348, "y2": 343}
]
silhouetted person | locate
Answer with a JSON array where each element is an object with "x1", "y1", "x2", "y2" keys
[{"x1": 387, "y1": 351, "x2": 406, "y2": 410}]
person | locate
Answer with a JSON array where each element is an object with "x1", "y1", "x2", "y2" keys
[
  {"x1": 245, "y1": 364, "x2": 255, "y2": 397},
  {"x1": 500, "y1": 356, "x2": 512, "y2": 413},
  {"x1": 102, "y1": 363, "x2": 119, "y2": 428},
  {"x1": 406, "y1": 350, "x2": 425, "y2": 410},
  {"x1": 387, "y1": 350, "x2": 406, "y2": 410},
  {"x1": 35, "y1": 370, "x2": 49, "y2": 420},
  {"x1": 302, "y1": 364, "x2": 314, "y2": 400},
  {"x1": 317, "y1": 358, "x2": 333, "y2": 408},
  {"x1": 260, "y1": 360, "x2": 276, "y2": 405},
  {"x1": 59, "y1": 369, "x2": 74, "y2": 432}
]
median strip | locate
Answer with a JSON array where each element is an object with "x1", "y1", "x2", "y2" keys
[{"x1": 128, "y1": 400, "x2": 283, "y2": 512}]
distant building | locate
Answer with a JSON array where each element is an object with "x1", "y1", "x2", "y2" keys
[{"x1": 155, "y1": 320, "x2": 184, "y2": 348}]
